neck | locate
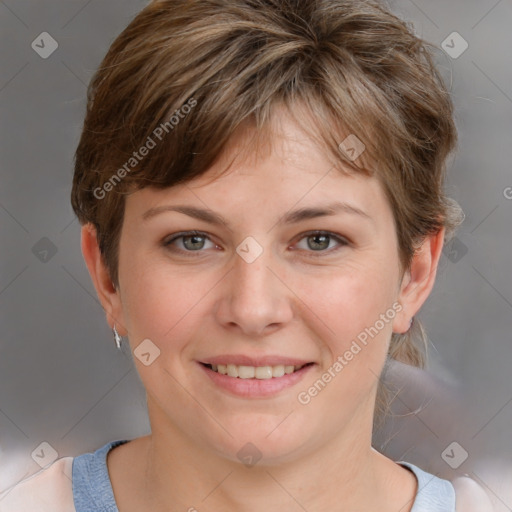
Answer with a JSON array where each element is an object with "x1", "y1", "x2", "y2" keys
[{"x1": 139, "y1": 404, "x2": 400, "y2": 511}]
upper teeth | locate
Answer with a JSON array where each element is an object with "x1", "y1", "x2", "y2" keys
[{"x1": 211, "y1": 364, "x2": 303, "y2": 379}]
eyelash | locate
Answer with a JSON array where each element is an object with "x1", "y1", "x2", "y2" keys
[{"x1": 162, "y1": 230, "x2": 350, "y2": 257}]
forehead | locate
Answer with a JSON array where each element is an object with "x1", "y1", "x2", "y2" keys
[
  {"x1": 123, "y1": 108, "x2": 391, "y2": 226},
  {"x1": 198, "y1": 102, "x2": 373, "y2": 177}
]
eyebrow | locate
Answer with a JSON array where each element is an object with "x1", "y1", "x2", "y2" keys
[{"x1": 142, "y1": 201, "x2": 372, "y2": 226}]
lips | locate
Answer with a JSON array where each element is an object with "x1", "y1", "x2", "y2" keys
[{"x1": 197, "y1": 355, "x2": 315, "y2": 397}]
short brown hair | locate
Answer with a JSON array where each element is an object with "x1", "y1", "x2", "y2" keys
[{"x1": 71, "y1": 0, "x2": 462, "y2": 420}]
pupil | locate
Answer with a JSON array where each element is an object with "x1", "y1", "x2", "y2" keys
[{"x1": 308, "y1": 234, "x2": 329, "y2": 251}]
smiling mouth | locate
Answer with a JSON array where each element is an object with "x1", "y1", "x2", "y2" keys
[{"x1": 202, "y1": 362, "x2": 314, "y2": 379}]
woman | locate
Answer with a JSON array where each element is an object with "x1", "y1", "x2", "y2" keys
[{"x1": 1, "y1": 0, "x2": 494, "y2": 510}]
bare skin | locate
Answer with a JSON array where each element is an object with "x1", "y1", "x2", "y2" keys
[{"x1": 83, "y1": 107, "x2": 443, "y2": 511}]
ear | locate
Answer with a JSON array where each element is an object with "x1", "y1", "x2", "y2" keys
[
  {"x1": 81, "y1": 223, "x2": 127, "y2": 336},
  {"x1": 392, "y1": 228, "x2": 445, "y2": 334}
]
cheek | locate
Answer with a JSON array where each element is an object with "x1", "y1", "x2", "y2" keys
[
  {"x1": 119, "y1": 255, "x2": 210, "y2": 344},
  {"x1": 299, "y1": 260, "x2": 399, "y2": 352},
  {"x1": 294, "y1": 266, "x2": 398, "y2": 421}
]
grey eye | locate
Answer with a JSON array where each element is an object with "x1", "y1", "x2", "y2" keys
[
  {"x1": 164, "y1": 232, "x2": 216, "y2": 252},
  {"x1": 294, "y1": 231, "x2": 348, "y2": 254},
  {"x1": 307, "y1": 234, "x2": 331, "y2": 251},
  {"x1": 182, "y1": 234, "x2": 207, "y2": 250}
]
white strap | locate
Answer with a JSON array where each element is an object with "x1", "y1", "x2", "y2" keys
[
  {"x1": 0, "y1": 457, "x2": 75, "y2": 512},
  {"x1": 453, "y1": 476, "x2": 495, "y2": 512}
]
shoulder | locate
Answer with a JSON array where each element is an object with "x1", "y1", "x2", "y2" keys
[
  {"x1": 398, "y1": 461, "x2": 456, "y2": 511},
  {"x1": 452, "y1": 476, "x2": 494, "y2": 512},
  {"x1": 0, "y1": 456, "x2": 75, "y2": 512},
  {"x1": 399, "y1": 461, "x2": 495, "y2": 512}
]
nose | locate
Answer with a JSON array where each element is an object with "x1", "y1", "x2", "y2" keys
[{"x1": 214, "y1": 246, "x2": 294, "y2": 337}]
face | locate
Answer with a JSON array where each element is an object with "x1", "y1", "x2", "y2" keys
[{"x1": 97, "y1": 110, "x2": 422, "y2": 465}]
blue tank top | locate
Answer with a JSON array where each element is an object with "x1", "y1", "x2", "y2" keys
[{"x1": 72, "y1": 440, "x2": 456, "y2": 511}]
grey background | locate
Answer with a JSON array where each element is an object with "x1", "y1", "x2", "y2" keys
[{"x1": 0, "y1": 0, "x2": 511, "y2": 507}]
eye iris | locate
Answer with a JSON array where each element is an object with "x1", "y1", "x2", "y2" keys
[
  {"x1": 307, "y1": 234, "x2": 330, "y2": 251},
  {"x1": 183, "y1": 235, "x2": 205, "y2": 250}
]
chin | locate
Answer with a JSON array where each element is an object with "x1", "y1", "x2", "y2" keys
[{"x1": 208, "y1": 414, "x2": 315, "y2": 466}]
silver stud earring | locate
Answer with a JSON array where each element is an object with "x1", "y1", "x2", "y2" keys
[{"x1": 113, "y1": 324, "x2": 122, "y2": 350}]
